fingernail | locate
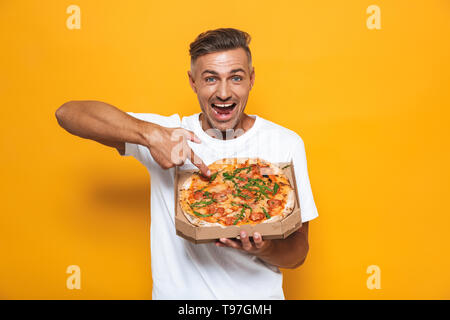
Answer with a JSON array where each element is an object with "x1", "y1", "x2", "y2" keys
[
  {"x1": 254, "y1": 233, "x2": 260, "y2": 239},
  {"x1": 241, "y1": 231, "x2": 247, "y2": 238},
  {"x1": 220, "y1": 238, "x2": 227, "y2": 242},
  {"x1": 207, "y1": 170, "x2": 211, "y2": 176}
]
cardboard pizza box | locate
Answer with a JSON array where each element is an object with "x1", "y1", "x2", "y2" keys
[{"x1": 174, "y1": 159, "x2": 302, "y2": 244}]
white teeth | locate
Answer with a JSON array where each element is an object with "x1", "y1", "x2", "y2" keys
[{"x1": 213, "y1": 103, "x2": 234, "y2": 108}]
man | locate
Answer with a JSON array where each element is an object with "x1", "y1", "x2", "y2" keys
[{"x1": 55, "y1": 28, "x2": 318, "y2": 299}]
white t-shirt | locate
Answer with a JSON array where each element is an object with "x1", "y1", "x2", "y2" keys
[{"x1": 122, "y1": 112, "x2": 319, "y2": 300}]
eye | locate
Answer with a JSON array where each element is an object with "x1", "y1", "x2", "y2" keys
[
  {"x1": 205, "y1": 77, "x2": 216, "y2": 83},
  {"x1": 231, "y1": 76, "x2": 242, "y2": 82}
]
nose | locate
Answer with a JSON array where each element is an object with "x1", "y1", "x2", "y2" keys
[{"x1": 216, "y1": 81, "x2": 232, "y2": 102}]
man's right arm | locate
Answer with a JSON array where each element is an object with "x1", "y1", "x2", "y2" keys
[
  {"x1": 55, "y1": 100, "x2": 210, "y2": 176},
  {"x1": 55, "y1": 100, "x2": 148, "y2": 155}
]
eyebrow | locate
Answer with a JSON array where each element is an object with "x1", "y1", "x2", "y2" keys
[{"x1": 201, "y1": 68, "x2": 246, "y2": 76}]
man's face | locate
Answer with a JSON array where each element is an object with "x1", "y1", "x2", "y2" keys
[{"x1": 188, "y1": 48, "x2": 255, "y2": 132}]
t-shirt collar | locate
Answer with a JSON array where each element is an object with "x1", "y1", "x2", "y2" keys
[{"x1": 192, "y1": 112, "x2": 261, "y2": 146}]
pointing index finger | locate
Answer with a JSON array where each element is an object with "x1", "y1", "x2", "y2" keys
[
  {"x1": 188, "y1": 146, "x2": 210, "y2": 177},
  {"x1": 182, "y1": 129, "x2": 201, "y2": 144}
]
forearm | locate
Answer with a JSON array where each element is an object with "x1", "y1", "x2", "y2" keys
[
  {"x1": 257, "y1": 231, "x2": 309, "y2": 269},
  {"x1": 55, "y1": 100, "x2": 149, "y2": 147}
]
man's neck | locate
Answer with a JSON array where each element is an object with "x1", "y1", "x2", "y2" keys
[{"x1": 199, "y1": 113, "x2": 256, "y2": 140}]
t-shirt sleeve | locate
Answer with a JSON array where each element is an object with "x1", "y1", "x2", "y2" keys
[
  {"x1": 121, "y1": 112, "x2": 181, "y2": 169},
  {"x1": 290, "y1": 135, "x2": 319, "y2": 223}
]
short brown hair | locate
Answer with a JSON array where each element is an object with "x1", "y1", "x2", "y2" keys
[{"x1": 189, "y1": 28, "x2": 252, "y2": 69}]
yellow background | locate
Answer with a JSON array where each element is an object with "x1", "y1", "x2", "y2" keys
[{"x1": 1, "y1": 0, "x2": 449, "y2": 299}]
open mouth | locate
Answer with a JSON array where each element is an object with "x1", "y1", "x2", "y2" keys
[
  {"x1": 210, "y1": 103, "x2": 237, "y2": 121},
  {"x1": 211, "y1": 103, "x2": 237, "y2": 117}
]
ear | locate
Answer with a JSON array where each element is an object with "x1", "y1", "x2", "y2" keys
[
  {"x1": 187, "y1": 70, "x2": 197, "y2": 94},
  {"x1": 249, "y1": 66, "x2": 255, "y2": 90}
]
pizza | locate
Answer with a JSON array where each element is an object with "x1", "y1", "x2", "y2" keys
[{"x1": 179, "y1": 158, "x2": 295, "y2": 227}]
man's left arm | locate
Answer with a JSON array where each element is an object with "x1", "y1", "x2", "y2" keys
[{"x1": 215, "y1": 221, "x2": 309, "y2": 269}]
